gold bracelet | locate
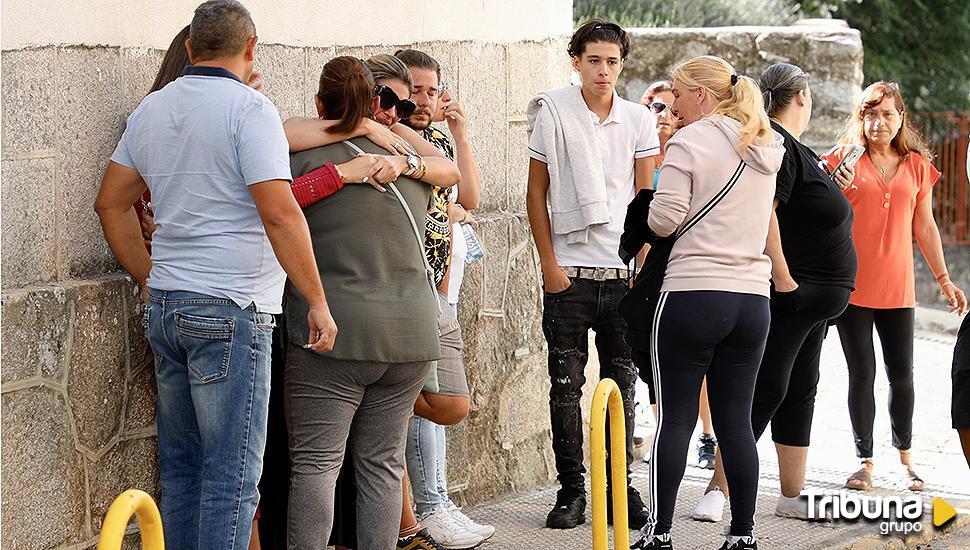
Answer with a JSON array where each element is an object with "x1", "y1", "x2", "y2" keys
[
  {"x1": 334, "y1": 164, "x2": 346, "y2": 183},
  {"x1": 414, "y1": 156, "x2": 427, "y2": 180}
]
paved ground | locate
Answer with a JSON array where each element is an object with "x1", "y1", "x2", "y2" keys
[{"x1": 465, "y1": 317, "x2": 970, "y2": 549}]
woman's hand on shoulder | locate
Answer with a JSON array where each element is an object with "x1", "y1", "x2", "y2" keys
[
  {"x1": 336, "y1": 154, "x2": 386, "y2": 192},
  {"x1": 369, "y1": 155, "x2": 409, "y2": 186}
]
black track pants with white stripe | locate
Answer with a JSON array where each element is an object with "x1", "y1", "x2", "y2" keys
[{"x1": 644, "y1": 290, "x2": 770, "y2": 538}]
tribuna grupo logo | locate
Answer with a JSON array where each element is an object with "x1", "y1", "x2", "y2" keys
[{"x1": 801, "y1": 490, "x2": 958, "y2": 536}]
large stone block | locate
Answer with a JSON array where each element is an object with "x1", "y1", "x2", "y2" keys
[
  {"x1": 1, "y1": 157, "x2": 58, "y2": 288},
  {"x1": 1, "y1": 388, "x2": 87, "y2": 548},
  {"x1": 124, "y1": 282, "x2": 152, "y2": 377},
  {"x1": 257, "y1": 44, "x2": 307, "y2": 120},
  {"x1": 121, "y1": 47, "x2": 165, "y2": 116},
  {"x1": 1, "y1": 47, "x2": 56, "y2": 156},
  {"x1": 507, "y1": 120, "x2": 531, "y2": 213},
  {"x1": 66, "y1": 278, "x2": 129, "y2": 453},
  {"x1": 458, "y1": 42, "x2": 509, "y2": 211},
  {"x1": 361, "y1": 44, "x2": 412, "y2": 63},
  {"x1": 124, "y1": 362, "x2": 156, "y2": 434},
  {"x1": 507, "y1": 38, "x2": 571, "y2": 121},
  {"x1": 55, "y1": 47, "x2": 126, "y2": 279},
  {"x1": 1, "y1": 285, "x2": 73, "y2": 385},
  {"x1": 87, "y1": 437, "x2": 159, "y2": 534}
]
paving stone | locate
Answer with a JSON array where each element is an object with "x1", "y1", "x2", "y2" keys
[{"x1": 1, "y1": 388, "x2": 87, "y2": 549}]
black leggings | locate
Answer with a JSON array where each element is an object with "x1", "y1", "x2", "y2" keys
[
  {"x1": 750, "y1": 283, "x2": 851, "y2": 446},
  {"x1": 643, "y1": 291, "x2": 769, "y2": 538},
  {"x1": 836, "y1": 305, "x2": 915, "y2": 458}
]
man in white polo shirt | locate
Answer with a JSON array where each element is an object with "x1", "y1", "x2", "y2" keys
[
  {"x1": 526, "y1": 19, "x2": 659, "y2": 531},
  {"x1": 94, "y1": 2, "x2": 336, "y2": 548}
]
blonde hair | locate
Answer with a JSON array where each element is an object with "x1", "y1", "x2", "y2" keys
[
  {"x1": 837, "y1": 81, "x2": 931, "y2": 160},
  {"x1": 365, "y1": 53, "x2": 413, "y2": 91},
  {"x1": 672, "y1": 55, "x2": 772, "y2": 151}
]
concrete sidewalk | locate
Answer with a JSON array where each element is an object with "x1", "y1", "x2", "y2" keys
[{"x1": 465, "y1": 321, "x2": 970, "y2": 549}]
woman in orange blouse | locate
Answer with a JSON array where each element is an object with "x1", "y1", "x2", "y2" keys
[{"x1": 824, "y1": 82, "x2": 967, "y2": 492}]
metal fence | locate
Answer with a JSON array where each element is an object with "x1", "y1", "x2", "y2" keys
[{"x1": 920, "y1": 112, "x2": 970, "y2": 246}]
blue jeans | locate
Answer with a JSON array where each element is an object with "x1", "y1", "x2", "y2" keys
[
  {"x1": 406, "y1": 416, "x2": 452, "y2": 517},
  {"x1": 146, "y1": 289, "x2": 274, "y2": 550}
]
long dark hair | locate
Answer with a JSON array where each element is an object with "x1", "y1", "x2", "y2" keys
[
  {"x1": 150, "y1": 25, "x2": 191, "y2": 94},
  {"x1": 317, "y1": 57, "x2": 376, "y2": 135}
]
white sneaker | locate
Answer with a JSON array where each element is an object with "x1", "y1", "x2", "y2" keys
[
  {"x1": 774, "y1": 493, "x2": 833, "y2": 522},
  {"x1": 445, "y1": 503, "x2": 495, "y2": 540},
  {"x1": 692, "y1": 488, "x2": 726, "y2": 522},
  {"x1": 420, "y1": 507, "x2": 485, "y2": 549}
]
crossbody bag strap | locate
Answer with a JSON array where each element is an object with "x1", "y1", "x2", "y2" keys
[
  {"x1": 342, "y1": 140, "x2": 440, "y2": 311},
  {"x1": 673, "y1": 159, "x2": 747, "y2": 239}
]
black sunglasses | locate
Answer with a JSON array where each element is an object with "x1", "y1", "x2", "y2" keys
[
  {"x1": 648, "y1": 101, "x2": 670, "y2": 114},
  {"x1": 374, "y1": 85, "x2": 417, "y2": 119}
]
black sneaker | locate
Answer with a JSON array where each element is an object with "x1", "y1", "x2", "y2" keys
[
  {"x1": 397, "y1": 528, "x2": 444, "y2": 550},
  {"x1": 630, "y1": 534, "x2": 673, "y2": 549},
  {"x1": 607, "y1": 486, "x2": 650, "y2": 530},
  {"x1": 546, "y1": 488, "x2": 586, "y2": 529},
  {"x1": 698, "y1": 434, "x2": 717, "y2": 470},
  {"x1": 718, "y1": 537, "x2": 758, "y2": 550}
]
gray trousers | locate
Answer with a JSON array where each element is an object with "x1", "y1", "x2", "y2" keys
[{"x1": 284, "y1": 344, "x2": 430, "y2": 550}]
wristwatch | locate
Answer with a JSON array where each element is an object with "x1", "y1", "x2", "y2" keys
[{"x1": 404, "y1": 154, "x2": 420, "y2": 177}]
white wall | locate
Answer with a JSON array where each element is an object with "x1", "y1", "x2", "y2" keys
[{"x1": 1, "y1": 0, "x2": 573, "y2": 50}]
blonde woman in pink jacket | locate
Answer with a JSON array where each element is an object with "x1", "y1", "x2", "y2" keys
[{"x1": 632, "y1": 56, "x2": 785, "y2": 550}]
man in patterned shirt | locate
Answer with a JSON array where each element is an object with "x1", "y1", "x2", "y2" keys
[{"x1": 394, "y1": 49, "x2": 489, "y2": 550}]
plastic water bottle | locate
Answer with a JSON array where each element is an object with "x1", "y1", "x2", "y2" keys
[{"x1": 461, "y1": 223, "x2": 485, "y2": 264}]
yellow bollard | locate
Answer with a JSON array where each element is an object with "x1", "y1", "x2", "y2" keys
[
  {"x1": 590, "y1": 378, "x2": 629, "y2": 550},
  {"x1": 97, "y1": 489, "x2": 165, "y2": 550}
]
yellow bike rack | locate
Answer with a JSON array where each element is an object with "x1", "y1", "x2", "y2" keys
[
  {"x1": 97, "y1": 489, "x2": 165, "y2": 550},
  {"x1": 590, "y1": 378, "x2": 629, "y2": 550}
]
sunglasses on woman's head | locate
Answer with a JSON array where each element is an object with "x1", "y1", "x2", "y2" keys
[
  {"x1": 374, "y1": 85, "x2": 417, "y2": 119},
  {"x1": 649, "y1": 101, "x2": 670, "y2": 114}
]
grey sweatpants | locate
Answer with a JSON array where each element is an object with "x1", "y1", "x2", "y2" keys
[{"x1": 284, "y1": 344, "x2": 430, "y2": 550}]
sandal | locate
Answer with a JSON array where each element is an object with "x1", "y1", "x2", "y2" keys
[
  {"x1": 844, "y1": 464, "x2": 873, "y2": 491},
  {"x1": 903, "y1": 467, "x2": 924, "y2": 492}
]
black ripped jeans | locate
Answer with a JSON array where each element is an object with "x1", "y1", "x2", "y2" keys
[{"x1": 542, "y1": 276, "x2": 638, "y2": 493}]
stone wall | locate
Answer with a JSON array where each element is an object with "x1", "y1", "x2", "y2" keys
[
  {"x1": 617, "y1": 21, "x2": 864, "y2": 151},
  {"x1": 0, "y1": 38, "x2": 571, "y2": 548}
]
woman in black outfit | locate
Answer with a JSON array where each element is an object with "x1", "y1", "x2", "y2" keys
[{"x1": 694, "y1": 63, "x2": 858, "y2": 523}]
